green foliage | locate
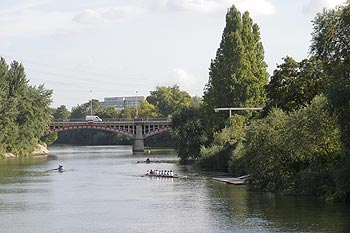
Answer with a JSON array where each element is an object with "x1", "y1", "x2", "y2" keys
[
  {"x1": 54, "y1": 129, "x2": 131, "y2": 145},
  {"x1": 265, "y1": 56, "x2": 326, "y2": 114},
  {"x1": 245, "y1": 95, "x2": 341, "y2": 196},
  {"x1": 198, "y1": 115, "x2": 247, "y2": 173},
  {"x1": 0, "y1": 58, "x2": 52, "y2": 155},
  {"x1": 190, "y1": 96, "x2": 202, "y2": 109},
  {"x1": 53, "y1": 105, "x2": 71, "y2": 120},
  {"x1": 171, "y1": 107, "x2": 206, "y2": 163},
  {"x1": 71, "y1": 99, "x2": 102, "y2": 119},
  {"x1": 333, "y1": 157, "x2": 350, "y2": 201},
  {"x1": 144, "y1": 131, "x2": 175, "y2": 148},
  {"x1": 96, "y1": 106, "x2": 122, "y2": 119},
  {"x1": 138, "y1": 99, "x2": 158, "y2": 118},
  {"x1": 147, "y1": 85, "x2": 191, "y2": 117},
  {"x1": 202, "y1": 5, "x2": 269, "y2": 134},
  {"x1": 198, "y1": 145, "x2": 231, "y2": 172},
  {"x1": 227, "y1": 141, "x2": 246, "y2": 175},
  {"x1": 41, "y1": 133, "x2": 58, "y2": 145},
  {"x1": 311, "y1": 3, "x2": 350, "y2": 156}
]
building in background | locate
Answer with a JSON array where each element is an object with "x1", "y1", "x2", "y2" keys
[{"x1": 101, "y1": 96, "x2": 144, "y2": 110}]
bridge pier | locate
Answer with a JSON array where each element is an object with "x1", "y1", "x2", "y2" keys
[{"x1": 132, "y1": 124, "x2": 144, "y2": 154}]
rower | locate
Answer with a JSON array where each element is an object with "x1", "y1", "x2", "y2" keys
[{"x1": 57, "y1": 165, "x2": 64, "y2": 172}]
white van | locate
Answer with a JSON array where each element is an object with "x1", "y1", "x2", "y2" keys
[{"x1": 85, "y1": 115, "x2": 102, "y2": 122}]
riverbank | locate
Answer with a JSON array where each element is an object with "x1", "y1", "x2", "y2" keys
[{"x1": 1, "y1": 143, "x2": 50, "y2": 159}]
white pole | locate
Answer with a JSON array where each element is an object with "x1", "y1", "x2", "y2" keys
[
  {"x1": 135, "y1": 91, "x2": 138, "y2": 118},
  {"x1": 90, "y1": 90, "x2": 93, "y2": 116}
]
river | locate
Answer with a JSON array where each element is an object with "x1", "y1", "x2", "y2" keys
[{"x1": 0, "y1": 145, "x2": 349, "y2": 233}]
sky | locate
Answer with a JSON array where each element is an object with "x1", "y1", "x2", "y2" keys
[{"x1": 0, "y1": 0, "x2": 348, "y2": 109}]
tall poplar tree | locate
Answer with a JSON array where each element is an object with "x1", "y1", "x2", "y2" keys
[{"x1": 203, "y1": 5, "x2": 269, "y2": 132}]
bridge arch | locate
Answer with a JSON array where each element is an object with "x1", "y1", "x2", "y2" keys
[
  {"x1": 46, "y1": 119, "x2": 172, "y2": 153},
  {"x1": 44, "y1": 125, "x2": 135, "y2": 139}
]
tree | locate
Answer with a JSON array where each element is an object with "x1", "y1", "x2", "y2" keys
[
  {"x1": 147, "y1": 85, "x2": 191, "y2": 117},
  {"x1": 138, "y1": 99, "x2": 158, "y2": 118},
  {"x1": 53, "y1": 105, "x2": 71, "y2": 120},
  {"x1": 171, "y1": 107, "x2": 206, "y2": 163},
  {"x1": 199, "y1": 115, "x2": 247, "y2": 173},
  {"x1": 0, "y1": 58, "x2": 52, "y2": 155},
  {"x1": 71, "y1": 99, "x2": 102, "y2": 119},
  {"x1": 96, "y1": 106, "x2": 122, "y2": 119},
  {"x1": 190, "y1": 96, "x2": 202, "y2": 109},
  {"x1": 311, "y1": 3, "x2": 350, "y2": 156},
  {"x1": 265, "y1": 56, "x2": 326, "y2": 114},
  {"x1": 202, "y1": 5, "x2": 269, "y2": 133}
]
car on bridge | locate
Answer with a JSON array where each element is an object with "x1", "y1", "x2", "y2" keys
[{"x1": 85, "y1": 115, "x2": 102, "y2": 123}]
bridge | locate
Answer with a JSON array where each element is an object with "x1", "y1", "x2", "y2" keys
[{"x1": 45, "y1": 119, "x2": 171, "y2": 154}]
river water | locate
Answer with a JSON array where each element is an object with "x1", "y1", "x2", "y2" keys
[{"x1": 0, "y1": 145, "x2": 349, "y2": 233}]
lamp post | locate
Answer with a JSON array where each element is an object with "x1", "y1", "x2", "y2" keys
[
  {"x1": 123, "y1": 97, "x2": 126, "y2": 119},
  {"x1": 90, "y1": 90, "x2": 93, "y2": 116},
  {"x1": 135, "y1": 91, "x2": 138, "y2": 118}
]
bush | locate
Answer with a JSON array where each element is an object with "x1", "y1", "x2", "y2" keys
[
  {"x1": 198, "y1": 145, "x2": 231, "y2": 172},
  {"x1": 245, "y1": 95, "x2": 342, "y2": 195},
  {"x1": 332, "y1": 157, "x2": 350, "y2": 201},
  {"x1": 198, "y1": 115, "x2": 247, "y2": 172}
]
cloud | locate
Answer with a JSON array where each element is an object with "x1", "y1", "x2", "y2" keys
[
  {"x1": 129, "y1": 0, "x2": 230, "y2": 14},
  {"x1": 303, "y1": 0, "x2": 348, "y2": 15},
  {"x1": 0, "y1": 0, "x2": 55, "y2": 16},
  {"x1": 166, "y1": 0, "x2": 228, "y2": 14},
  {"x1": 0, "y1": 1, "x2": 126, "y2": 40},
  {"x1": 173, "y1": 68, "x2": 198, "y2": 91},
  {"x1": 233, "y1": 0, "x2": 275, "y2": 16},
  {"x1": 73, "y1": 7, "x2": 126, "y2": 24},
  {"x1": 0, "y1": 10, "x2": 76, "y2": 39}
]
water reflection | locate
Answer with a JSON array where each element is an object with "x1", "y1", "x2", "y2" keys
[{"x1": 204, "y1": 179, "x2": 350, "y2": 233}]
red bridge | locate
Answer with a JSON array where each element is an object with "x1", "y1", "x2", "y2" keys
[{"x1": 45, "y1": 119, "x2": 171, "y2": 154}]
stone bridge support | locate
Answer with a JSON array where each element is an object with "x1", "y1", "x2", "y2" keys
[{"x1": 132, "y1": 123, "x2": 144, "y2": 154}]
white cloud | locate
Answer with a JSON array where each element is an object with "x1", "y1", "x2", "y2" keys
[
  {"x1": 0, "y1": 2, "x2": 126, "y2": 40},
  {"x1": 173, "y1": 68, "x2": 198, "y2": 91},
  {"x1": 166, "y1": 0, "x2": 229, "y2": 13},
  {"x1": 0, "y1": 0, "x2": 55, "y2": 16},
  {"x1": 233, "y1": 0, "x2": 275, "y2": 16},
  {"x1": 0, "y1": 10, "x2": 76, "y2": 39},
  {"x1": 128, "y1": 0, "x2": 231, "y2": 14},
  {"x1": 73, "y1": 7, "x2": 126, "y2": 24},
  {"x1": 303, "y1": 0, "x2": 348, "y2": 15}
]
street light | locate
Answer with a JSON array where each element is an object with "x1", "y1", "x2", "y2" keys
[
  {"x1": 90, "y1": 90, "x2": 93, "y2": 116},
  {"x1": 123, "y1": 97, "x2": 126, "y2": 118},
  {"x1": 135, "y1": 91, "x2": 138, "y2": 118}
]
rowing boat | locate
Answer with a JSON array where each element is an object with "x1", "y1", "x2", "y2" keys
[{"x1": 144, "y1": 173, "x2": 179, "y2": 178}]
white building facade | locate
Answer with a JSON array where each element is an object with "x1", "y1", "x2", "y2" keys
[{"x1": 101, "y1": 96, "x2": 144, "y2": 110}]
